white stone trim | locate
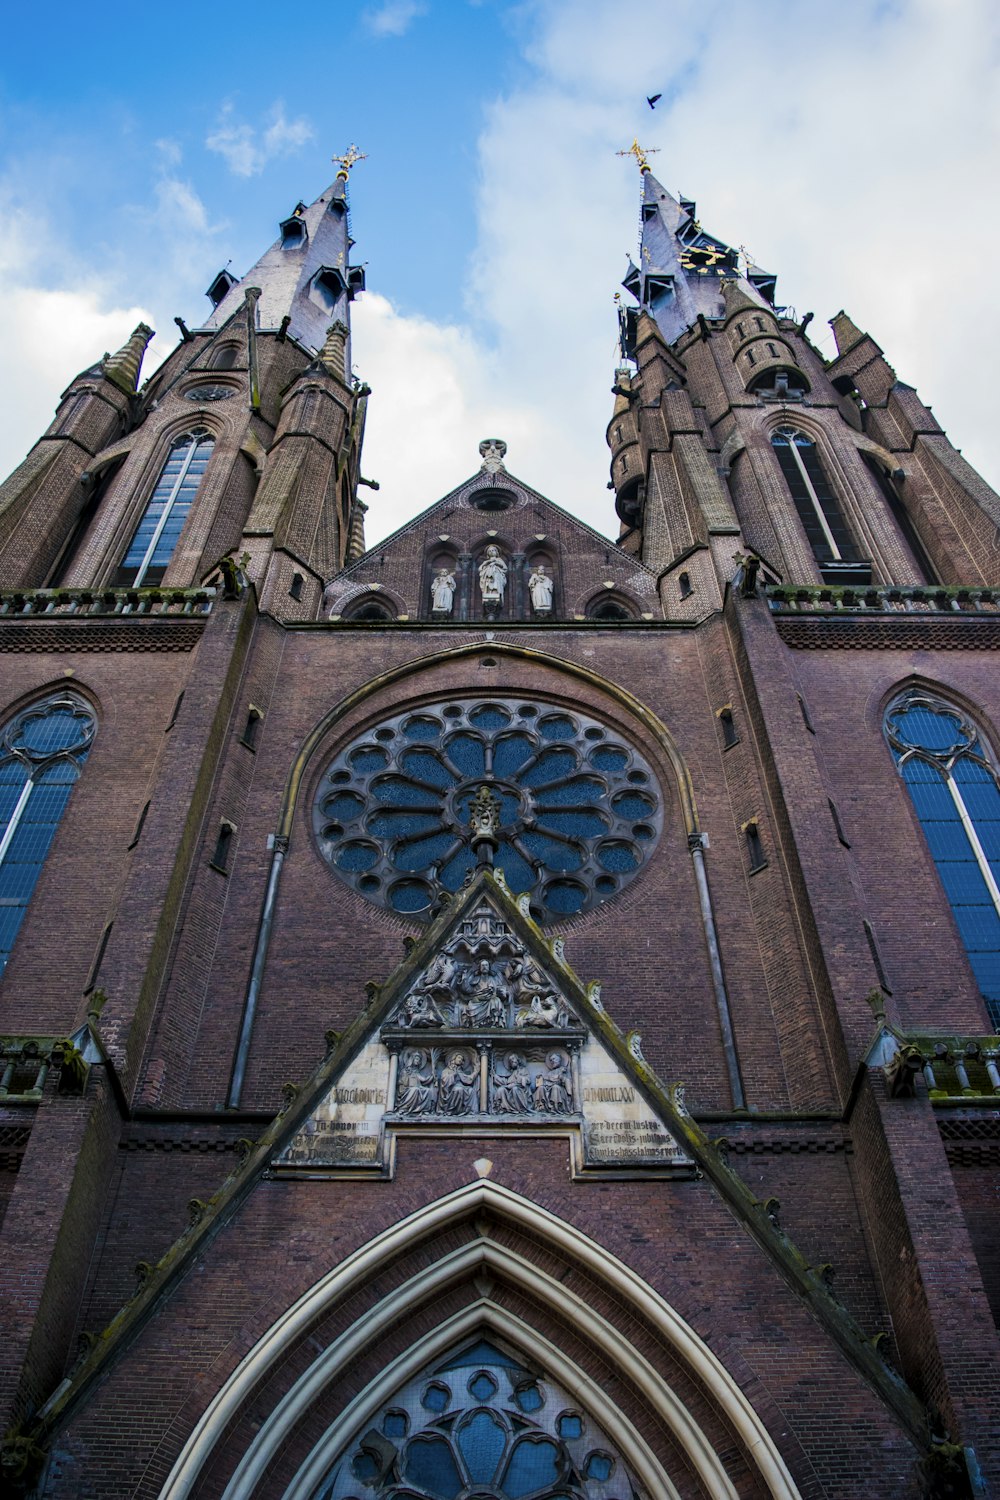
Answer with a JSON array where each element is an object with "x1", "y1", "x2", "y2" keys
[{"x1": 157, "y1": 1180, "x2": 802, "y2": 1500}]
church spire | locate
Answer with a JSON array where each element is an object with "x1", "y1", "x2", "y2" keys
[
  {"x1": 203, "y1": 147, "x2": 367, "y2": 357},
  {"x1": 618, "y1": 153, "x2": 777, "y2": 347}
]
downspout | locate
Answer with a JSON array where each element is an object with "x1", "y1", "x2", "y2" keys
[
  {"x1": 689, "y1": 831, "x2": 746, "y2": 1109},
  {"x1": 227, "y1": 834, "x2": 288, "y2": 1107}
]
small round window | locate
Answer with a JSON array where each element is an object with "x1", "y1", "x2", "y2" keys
[{"x1": 313, "y1": 699, "x2": 662, "y2": 922}]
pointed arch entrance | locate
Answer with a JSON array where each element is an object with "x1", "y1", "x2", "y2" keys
[{"x1": 158, "y1": 1181, "x2": 802, "y2": 1500}]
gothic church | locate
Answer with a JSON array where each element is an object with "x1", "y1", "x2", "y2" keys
[{"x1": 0, "y1": 144, "x2": 999, "y2": 1499}]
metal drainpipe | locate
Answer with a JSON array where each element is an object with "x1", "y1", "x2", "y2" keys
[
  {"x1": 688, "y1": 831, "x2": 746, "y2": 1110},
  {"x1": 227, "y1": 834, "x2": 288, "y2": 1108}
]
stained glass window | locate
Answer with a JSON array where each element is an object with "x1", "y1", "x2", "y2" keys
[
  {"x1": 114, "y1": 429, "x2": 214, "y2": 586},
  {"x1": 886, "y1": 692, "x2": 1000, "y2": 1028},
  {"x1": 0, "y1": 694, "x2": 96, "y2": 974},
  {"x1": 313, "y1": 701, "x2": 662, "y2": 923},
  {"x1": 311, "y1": 1337, "x2": 642, "y2": 1500}
]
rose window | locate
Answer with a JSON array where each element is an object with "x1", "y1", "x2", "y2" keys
[
  {"x1": 312, "y1": 701, "x2": 662, "y2": 922},
  {"x1": 311, "y1": 1337, "x2": 642, "y2": 1500}
]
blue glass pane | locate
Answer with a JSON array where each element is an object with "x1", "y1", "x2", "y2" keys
[
  {"x1": 17, "y1": 708, "x2": 90, "y2": 755},
  {"x1": 905, "y1": 780, "x2": 955, "y2": 821},
  {"x1": 439, "y1": 847, "x2": 476, "y2": 891},
  {"x1": 519, "y1": 749, "x2": 577, "y2": 787},
  {"x1": 542, "y1": 880, "x2": 586, "y2": 915},
  {"x1": 442, "y1": 734, "x2": 486, "y2": 779},
  {"x1": 515, "y1": 1384, "x2": 543, "y2": 1413},
  {"x1": 437, "y1": 1340, "x2": 521, "y2": 1371},
  {"x1": 122, "y1": 434, "x2": 212, "y2": 573},
  {"x1": 597, "y1": 842, "x2": 639, "y2": 873},
  {"x1": 334, "y1": 842, "x2": 379, "y2": 873},
  {"x1": 537, "y1": 715, "x2": 576, "y2": 741},
  {"x1": 502, "y1": 1437, "x2": 560, "y2": 1497},
  {"x1": 937, "y1": 861, "x2": 992, "y2": 906},
  {"x1": 383, "y1": 1411, "x2": 408, "y2": 1440},
  {"x1": 468, "y1": 705, "x2": 510, "y2": 732},
  {"x1": 893, "y1": 704, "x2": 968, "y2": 752},
  {"x1": 958, "y1": 780, "x2": 1000, "y2": 822},
  {"x1": 368, "y1": 811, "x2": 441, "y2": 839},
  {"x1": 349, "y1": 747, "x2": 389, "y2": 773},
  {"x1": 422, "y1": 1382, "x2": 451, "y2": 1411},
  {"x1": 400, "y1": 749, "x2": 456, "y2": 789},
  {"x1": 954, "y1": 906, "x2": 1000, "y2": 950},
  {"x1": 900, "y1": 756, "x2": 943, "y2": 783},
  {"x1": 468, "y1": 1372, "x2": 497, "y2": 1401},
  {"x1": 584, "y1": 1452, "x2": 613, "y2": 1480},
  {"x1": 324, "y1": 792, "x2": 365, "y2": 821},
  {"x1": 402, "y1": 716, "x2": 442, "y2": 741},
  {"x1": 492, "y1": 733, "x2": 534, "y2": 778},
  {"x1": 970, "y1": 951, "x2": 1000, "y2": 1006},
  {"x1": 923, "y1": 820, "x2": 975, "y2": 860},
  {"x1": 389, "y1": 881, "x2": 433, "y2": 913},
  {"x1": 558, "y1": 1414, "x2": 582, "y2": 1439},
  {"x1": 535, "y1": 809, "x2": 607, "y2": 838},
  {"x1": 533, "y1": 777, "x2": 604, "y2": 808},
  {"x1": 495, "y1": 842, "x2": 534, "y2": 893},
  {"x1": 590, "y1": 746, "x2": 628, "y2": 773},
  {"x1": 371, "y1": 778, "x2": 441, "y2": 808},
  {"x1": 519, "y1": 831, "x2": 581, "y2": 872},
  {"x1": 393, "y1": 833, "x2": 457, "y2": 870},
  {"x1": 457, "y1": 1410, "x2": 506, "y2": 1483},
  {"x1": 404, "y1": 1437, "x2": 462, "y2": 1497},
  {"x1": 611, "y1": 791, "x2": 656, "y2": 818}
]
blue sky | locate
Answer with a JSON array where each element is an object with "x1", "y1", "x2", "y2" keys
[{"x1": 2, "y1": 0, "x2": 999, "y2": 545}]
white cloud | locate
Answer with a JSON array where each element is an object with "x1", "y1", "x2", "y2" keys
[
  {"x1": 207, "y1": 102, "x2": 315, "y2": 178},
  {"x1": 356, "y1": 0, "x2": 1000, "y2": 545},
  {"x1": 363, "y1": 0, "x2": 427, "y2": 38}
]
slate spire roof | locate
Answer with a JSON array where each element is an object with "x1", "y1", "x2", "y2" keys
[
  {"x1": 202, "y1": 159, "x2": 366, "y2": 356},
  {"x1": 621, "y1": 163, "x2": 777, "y2": 347}
]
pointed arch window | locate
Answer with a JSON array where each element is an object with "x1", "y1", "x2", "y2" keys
[
  {"x1": 311, "y1": 1336, "x2": 643, "y2": 1499},
  {"x1": 0, "y1": 694, "x2": 96, "y2": 975},
  {"x1": 114, "y1": 429, "x2": 214, "y2": 587},
  {"x1": 886, "y1": 691, "x2": 1000, "y2": 1027},
  {"x1": 771, "y1": 427, "x2": 865, "y2": 580}
]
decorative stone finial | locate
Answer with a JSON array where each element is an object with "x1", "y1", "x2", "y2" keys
[
  {"x1": 102, "y1": 323, "x2": 154, "y2": 394},
  {"x1": 478, "y1": 438, "x2": 507, "y2": 474},
  {"x1": 469, "y1": 784, "x2": 501, "y2": 865}
]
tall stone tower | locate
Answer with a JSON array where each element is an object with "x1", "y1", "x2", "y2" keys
[{"x1": 0, "y1": 145, "x2": 998, "y2": 1500}]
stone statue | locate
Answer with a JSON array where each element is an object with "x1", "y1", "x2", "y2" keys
[
  {"x1": 396, "y1": 992, "x2": 444, "y2": 1028},
  {"x1": 515, "y1": 993, "x2": 561, "y2": 1029},
  {"x1": 459, "y1": 959, "x2": 509, "y2": 1028},
  {"x1": 535, "y1": 1051, "x2": 573, "y2": 1113},
  {"x1": 478, "y1": 545, "x2": 507, "y2": 608},
  {"x1": 492, "y1": 1052, "x2": 533, "y2": 1114},
  {"x1": 395, "y1": 1049, "x2": 437, "y2": 1115},
  {"x1": 528, "y1": 564, "x2": 554, "y2": 613},
  {"x1": 438, "y1": 1049, "x2": 478, "y2": 1114},
  {"x1": 430, "y1": 567, "x2": 456, "y2": 614}
]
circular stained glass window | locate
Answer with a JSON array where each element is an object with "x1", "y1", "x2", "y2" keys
[{"x1": 313, "y1": 700, "x2": 662, "y2": 923}]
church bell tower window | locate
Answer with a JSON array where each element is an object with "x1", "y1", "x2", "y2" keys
[
  {"x1": 0, "y1": 693, "x2": 96, "y2": 975},
  {"x1": 886, "y1": 691, "x2": 1000, "y2": 1027},
  {"x1": 114, "y1": 429, "x2": 214, "y2": 587},
  {"x1": 771, "y1": 427, "x2": 860, "y2": 575}
]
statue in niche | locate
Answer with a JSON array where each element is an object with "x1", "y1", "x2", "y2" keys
[
  {"x1": 459, "y1": 959, "x2": 509, "y2": 1028},
  {"x1": 397, "y1": 991, "x2": 444, "y2": 1028},
  {"x1": 492, "y1": 1052, "x2": 534, "y2": 1114},
  {"x1": 395, "y1": 1049, "x2": 438, "y2": 1115},
  {"x1": 430, "y1": 567, "x2": 456, "y2": 615},
  {"x1": 478, "y1": 545, "x2": 508, "y2": 609},
  {"x1": 528, "y1": 563, "x2": 554, "y2": 614},
  {"x1": 535, "y1": 1051, "x2": 573, "y2": 1114},
  {"x1": 438, "y1": 1049, "x2": 478, "y2": 1114}
]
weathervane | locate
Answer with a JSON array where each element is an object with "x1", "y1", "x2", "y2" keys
[
  {"x1": 333, "y1": 144, "x2": 367, "y2": 178},
  {"x1": 616, "y1": 137, "x2": 658, "y2": 173}
]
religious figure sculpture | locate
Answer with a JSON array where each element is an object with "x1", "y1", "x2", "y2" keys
[
  {"x1": 515, "y1": 993, "x2": 562, "y2": 1029},
  {"x1": 535, "y1": 1051, "x2": 573, "y2": 1113},
  {"x1": 459, "y1": 959, "x2": 509, "y2": 1028},
  {"x1": 528, "y1": 563, "x2": 554, "y2": 614},
  {"x1": 395, "y1": 1049, "x2": 437, "y2": 1115},
  {"x1": 396, "y1": 992, "x2": 444, "y2": 1028},
  {"x1": 492, "y1": 1052, "x2": 534, "y2": 1114},
  {"x1": 478, "y1": 545, "x2": 508, "y2": 609},
  {"x1": 430, "y1": 567, "x2": 456, "y2": 615},
  {"x1": 438, "y1": 1049, "x2": 478, "y2": 1114}
]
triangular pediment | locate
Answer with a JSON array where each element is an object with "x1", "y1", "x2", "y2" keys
[{"x1": 275, "y1": 869, "x2": 692, "y2": 1176}]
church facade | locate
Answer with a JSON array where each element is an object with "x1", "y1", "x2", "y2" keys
[{"x1": 0, "y1": 146, "x2": 999, "y2": 1499}]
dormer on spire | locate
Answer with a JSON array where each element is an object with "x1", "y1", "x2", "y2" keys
[
  {"x1": 204, "y1": 146, "x2": 367, "y2": 356},
  {"x1": 618, "y1": 160, "x2": 777, "y2": 347}
]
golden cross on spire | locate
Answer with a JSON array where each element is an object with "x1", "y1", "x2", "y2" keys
[
  {"x1": 333, "y1": 144, "x2": 367, "y2": 178},
  {"x1": 616, "y1": 137, "x2": 658, "y2": 173}
]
